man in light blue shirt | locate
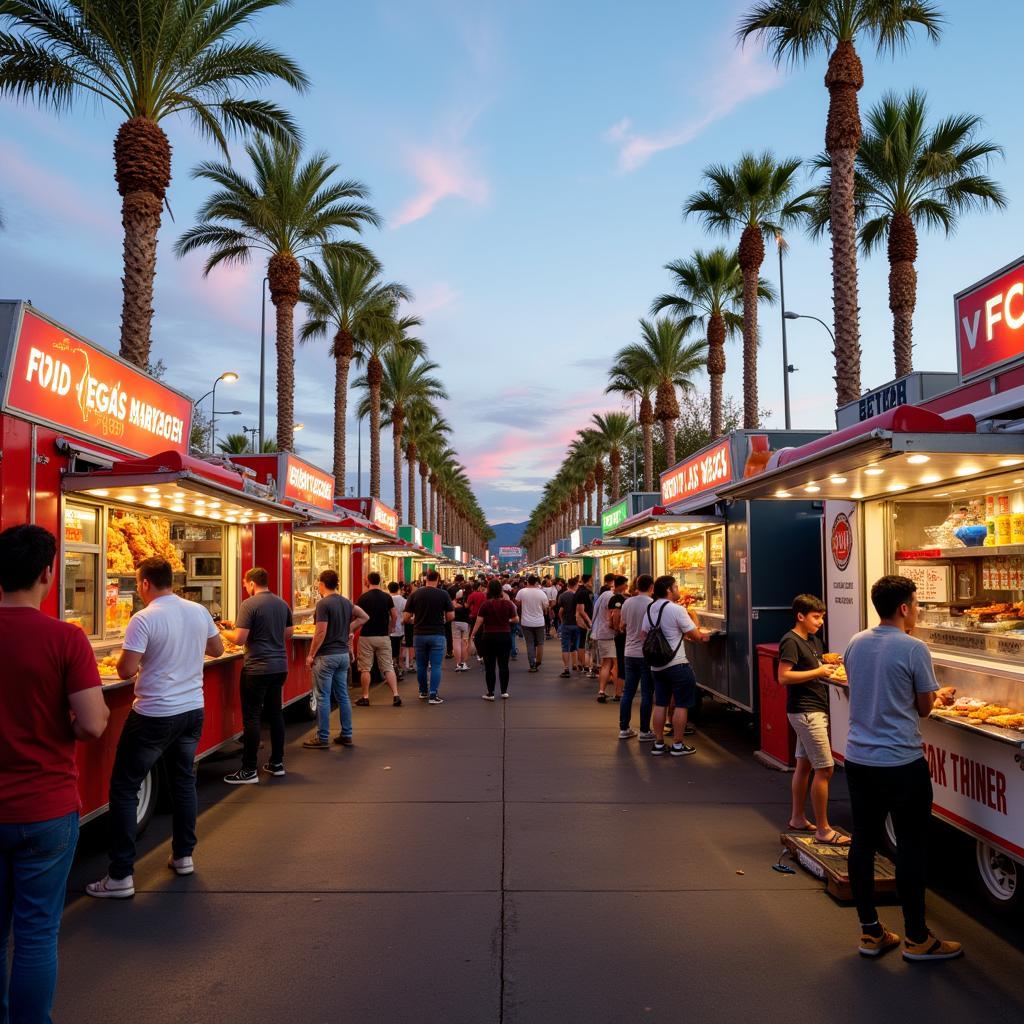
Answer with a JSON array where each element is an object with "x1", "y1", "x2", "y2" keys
[{"x1": 842, "y1": 575, "x2": 960, "y2": 962}]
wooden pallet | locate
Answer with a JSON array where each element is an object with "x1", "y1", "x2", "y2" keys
[{"x1": 780, "y1": 829, "x2": 897, "y2": 901}]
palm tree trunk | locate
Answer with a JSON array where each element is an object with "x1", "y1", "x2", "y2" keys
[
  {"x1": 888, "y1": 212, "x2": 918, "y2": 377},
  {"x1": 420, "y1": 462, "x2": 429, "y2": 534},
  {"x1": 594, "y1": 464, "x2": 605, "y2": 521},
  {"x1": 641, "y1": 420, "x2": 653, "y2": 492},
  {"x1": 268, "y1": 252, "x2": 301, "y2": 451},
  {"x1": 708, "y1": 312, "x2": 726, "y2": 438},
  {"x1": 825, "y1": 40, "x2": 865, "y2": 407},
  {"x1": 407, "y1": 443, "x2": 417, "y2": 527},
  {"x1": 115, "y1": 117, "x2": 171, "y2": 368},
  {"x1": 392, "y1": 411, "x2": 404, "y2": 522},
  {"x1": 662, "y1": 418, "x2": 676, "y2": 469},
  {"x1": 737, "y1": 224, "x2": 764, "y2": 429},
  {"x1": 610, "y1": 450, "x2": 622, "y2": 502},
  {"x1": 332, "y1": 329, "x2": 354, "y2": 484},
  {"x1": 368, "y1": 356, "x2": 383, "y2": 498}
]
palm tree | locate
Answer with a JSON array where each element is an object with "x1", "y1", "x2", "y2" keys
[
  {"x1": 606, "y1": 358, "x2": 656, "y2": 491},
  {"x1": 217, "y1": 433, "x2": 251, "y2": 454},
  {"x1": 809, "y1": 89, "x2": 1005, "y2": 376},
  {"x1": 176, "y1": 137, "x2": 381, "y2": 450},
  {"x1": 738, "y1": 0, "x2": 944, "y2": 405},
  {"x1": 589, "y1": 412, "x2": 637, "y2": 503},
  {"x1": 406, "y1": 406, "x2": 451, "y2": 529},
  {"x1": 300, "y1": 254, "x2": 411, "y2": 482},
  {"x1": 613, "y1": 317, "x2": 707, "y2": 471},
  {"x1": 684, "y1": 152, "x2": 812, "y2": 426},
  {"x1": 652, "y1": 249, "x2": 750, "y2": 440},
  {"x1": 0, "y1": 0, "x2": 307, "y2": 368}
]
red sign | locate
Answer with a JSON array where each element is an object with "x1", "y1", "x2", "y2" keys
[
  {"x1": 831, "y1": 513, "x2": 853, "y2": 571},
  {"x1": 660, "y1": 440, "x2": 732, "y2": 507},
  {"x1": 370, "y1": 499, "x2": 398, "y2": 535},
  {"x1": 956, "y1": 257, "x2": 1024, "y2": 381},
  {"x1": 3, "y1": 308, "x2": 191, "y2": 456},
  {"x1": 281, "y1": 455, "x2": 335, "y2": 511}
]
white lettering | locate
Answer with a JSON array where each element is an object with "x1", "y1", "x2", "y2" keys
[
  {"x1": 287, "y1": 464, "x2": 333, "y2": 500},
  {"x1": 985, "y1": 293, "x2": 1003, "y2": 342},
  {"x1": 962, "y1": 310, "x2": 981, "y2": 351},
  {"x1": 1005, "y1": 281, "x2": 1024, "y2": 331}
]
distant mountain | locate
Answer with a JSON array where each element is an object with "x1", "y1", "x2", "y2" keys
[{"x1": 488, "y1": 521, "x2": 526, "y2": 551}]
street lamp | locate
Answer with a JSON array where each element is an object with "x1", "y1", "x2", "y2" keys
[
  {"x1": 293, "y1": 422, "x2": 304, "y2": 432},
  {"x1": 782, "y1": 312, "x2": 836, "y2": 428},
  {"x1": 259, "y1": 276, "x2": 268, "y2": 449},
  {"x1": 201, "y1": 371, "x2": 239, "y2": 453}
]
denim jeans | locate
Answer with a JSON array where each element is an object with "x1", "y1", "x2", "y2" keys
[
  {"x1": 521, "y1": 625, "x2": 546, "y2": 667},
  {"x1": 510, "y1": 623, "x2": 521, "y2": 657},
  {"x1": 414, "y1": 634, "x2": 446, "y2": 696},
  {"x1": 0, "y1": 811, "x2": 79, "y2": 1024},
  {"x1": 108, "y1": 708, "x2": 204, "y2": 879},
  {"x1": 313, "y1": 650, "x2": 352, "y2": 742},
  {"x1": 621, "y1": 656, "x2": 654, "y2": 732},
  {"x1": 560, "y1": 624, "x2": 580, "y2": 653},
  {"x1": 240, "y1": 670, "x2": 286, "y2": 771}
]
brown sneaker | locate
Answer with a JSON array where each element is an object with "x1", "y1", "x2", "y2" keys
[
  {"x1": 302, "y1": 737, "x2": 330, "y2": 749},
  {"x1": 333, "y1": 734, "x2": 354, "y2": 746},
  {"x1": 858, "y1": 927, "x2": 900, "y2": 958},
  {"x1": 902, "y1": 933, "x2": 963, "y2": 962}
]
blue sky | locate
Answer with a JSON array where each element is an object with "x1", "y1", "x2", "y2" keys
[{"x1": 1, "y1": 0, "x2": 1021, "y2": 525}]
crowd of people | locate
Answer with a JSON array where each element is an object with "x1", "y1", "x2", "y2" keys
[{"x1": 0, "y1": 524, "x2": 967, "y2": 1022}]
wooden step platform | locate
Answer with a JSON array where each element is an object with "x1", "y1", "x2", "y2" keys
[{"x1": 780, "y1": 829, "x2": 897, "y2": 902}]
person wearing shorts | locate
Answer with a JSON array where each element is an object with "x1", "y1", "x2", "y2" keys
[
  {"x1": 778, "y1": 593, "x2": 845, "y2": 844},
  {"x1": 556, "y1": 579, "x2": 580, "y2": 677},
  {"x1": 355, "y1": 573, "x2": 401, "y2": 707},
  {"x1": 451, "y1": 590, "x2": 472, "y2": 671},
  {"x1": 645, "y1": 576, "x2": 709, "y2": 756}
]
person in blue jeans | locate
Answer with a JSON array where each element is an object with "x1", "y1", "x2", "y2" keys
[
  {"x1": 404, "y1": 572, "x2": 454, "y2": 704},
  {"x1": 303, "y1": 569, "x2": 369, "y2": 748},
  {"x1": 0, "y1": 524, "x2": 109, "y2": 1022},
  {"x1": 618, "y1": 575, "x2": 656, "y2": 739}
]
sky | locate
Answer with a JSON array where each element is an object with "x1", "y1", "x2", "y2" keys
[{"x1": 2, "y1": 0, "x2": 1022, "y2": 526}]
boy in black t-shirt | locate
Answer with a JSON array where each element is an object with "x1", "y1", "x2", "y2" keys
[{"x1": 778, "y1": 594, "x2": 844, "y2": 844}]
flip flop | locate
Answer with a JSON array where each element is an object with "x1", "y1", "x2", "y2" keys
[
  {"x1": 787, "y1": 823, "x2": 817, "y2": 833},
  {"x1": 815, "y1": 830, "x2": 852, "y2": 847}
]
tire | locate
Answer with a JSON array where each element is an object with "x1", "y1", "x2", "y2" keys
[
  {"x1": 304, "y1": 685, "x2": 318, "y2": 721},
  {"x1": 975, "y1": 841, "x2": 1024, "y2": 914},
  {"x1": 136, "y1": 766, "x2": 159, "y2": 835}
]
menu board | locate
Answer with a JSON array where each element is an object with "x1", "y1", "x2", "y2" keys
[{"x1": 900, "y1": 564, "x2": 951, "y2": 603}]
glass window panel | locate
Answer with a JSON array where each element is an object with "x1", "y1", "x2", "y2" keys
[
  {"x1": 64, "y1": 551, "x2": 98, "y2": 635},
  {"x1": 293, "y1": 537, "x2": 316, "y2": 611},
  {"x1": 665, "y1": 536, "x2": 707, "y2": 607},
  {"x1": 64, "y1": 503, "x2": 98, "y2": 546}
]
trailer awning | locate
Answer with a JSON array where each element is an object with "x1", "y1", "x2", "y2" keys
[
  {"x1": 607, "y1": 506, "x2": 723, "y2": 541},
  {"x1": 573, "y1": 539, "x2": 633, "y2": 557},
  {"x1": 63, "y1": 450, "x2": 304, "y2": 524},
  {"x1": 720, "y1": 409, "x2": 1024, "y2": 502}
]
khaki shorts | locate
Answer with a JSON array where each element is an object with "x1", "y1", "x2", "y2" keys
[
  {"x1": 452, "y1": 621, "x2": 470, "y2": 639},
  {"x1": 787, "y1": 711, "x2": 834, "y2": 770},
  {"x1": 595, "y1": 638, "x2": 618, "y2": 662},
  {"x1": 357, "y1": 634, "x2": 394, "y2": 674}
]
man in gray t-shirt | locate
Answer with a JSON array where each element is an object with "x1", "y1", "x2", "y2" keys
[
  {"x1": 841, "y1": 575, "x2": 960, "y2": 962},
  {"x1": 618, "y1": 577, "x2": 655, "y2": 739},
  {"x1": 221, "y1": 567, "x2": 294, "y2": 782}
]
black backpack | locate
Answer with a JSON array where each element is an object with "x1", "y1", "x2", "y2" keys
[{"x1": 642, "y1": 601, "x2": 683, "y2": 668}]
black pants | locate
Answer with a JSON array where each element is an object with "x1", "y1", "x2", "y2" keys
[
  {"x1": 241, "y1": 670, "x2": 286, "y2": 771},
  {"x1": 445, "y1": 619, "x2": 453, "y2": 657},
  {"x1": 845, "y1": 757, "x2": 932, "y2": 940},
  {"x1": 108, "y1": 708, "x2": 204, "y2": 879},
  {"x1": 480, "y1": 633, "x2": 512, "y2": 695}
]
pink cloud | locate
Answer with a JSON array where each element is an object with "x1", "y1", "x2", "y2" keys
[
  {"x1": 170, "y1": 252, "x2": 262, "y2": 334},
  {"x1": 608, "y1": 44, "x2": 783, "y2": 172},
  {"x1": 411, "y1": 281, "x2": 459, "y2": 316},
  {"x1": 0, "y1": 142, "x2": 114, "y2": 231},
  {"x1": 391, "y1": 146, "x2": 489, "y2": 228}
]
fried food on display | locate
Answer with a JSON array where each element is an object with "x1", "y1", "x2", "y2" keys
[{"x1": 821, "y1": 652, "x2": 843, "y2": 665}]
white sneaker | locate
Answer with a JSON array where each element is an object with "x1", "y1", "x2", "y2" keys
[
  {"x1": 86, "y1": 874, "x2": 135, "y2": 899},
  {"x1": 638, "y1": 731, "x2": 657, "y2": 742},
  {"x1": 619, "y1": 728, "x2": 638, "y2": 739},
  {"x1": 482, "y1": 693, "x2": 496, "y2": 701},
  {"x1": 168, "y1": 855, "x2": 194, "y2": 876},
  {"x1": 501, "y1": 692, "x2": 510, "y2": 699}
]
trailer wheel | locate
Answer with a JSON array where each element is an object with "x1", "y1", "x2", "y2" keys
[
  {"x1": 136, "y1": 766, "x2": 159, "y2": 835},
  {"x1": 304, "y1": 685, "x2": 318, "y2": 721},
  {"x1": 975, "y1": 841, "x2": 1023, "y2": 913}
]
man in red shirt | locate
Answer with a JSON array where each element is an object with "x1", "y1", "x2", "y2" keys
[{"x1": 0, "y1": 524, "x2": 108, "y2": 1023}]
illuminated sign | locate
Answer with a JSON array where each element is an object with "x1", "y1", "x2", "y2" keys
[
  {"x1": 661, "y1": 440, "x2": 732, "y2": 507},
  {"x1": 601, "y1": 498, "x2": 629, "y2": 535},
  {"x1": 3, "y1": 307, "x2": 192, "y2": 457},
  {"x1": 281, "y1": 455, "x2": 335, "y2": 511},
  {"x1": 370, "y1": 499, "x2": 398, "y2": 535},
  {"x1": 956, "y1": 256, "x2": 1024, "y2": 381},
  {"x1": 570, "y1": 530, "x2": 581, "y2": 551}
]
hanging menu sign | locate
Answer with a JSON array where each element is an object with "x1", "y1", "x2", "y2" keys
[{"x1": 900, "y1": 564, "x2": 951, "y2": 603}]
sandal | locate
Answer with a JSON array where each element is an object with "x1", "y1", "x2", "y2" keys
[
  {"x1": 815, "y1": 830, "x2": 851, "y2": 847},
  {"x1": 787, "y1": 823, "x2": 817, "y2": 833}
]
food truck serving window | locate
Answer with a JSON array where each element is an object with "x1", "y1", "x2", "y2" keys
[
  {"x1": 292, "y1": 537, "x2": 341, "y2": 614},
  {"x1": 662, "y1": 526, "x2": 725, "y2": 614}
]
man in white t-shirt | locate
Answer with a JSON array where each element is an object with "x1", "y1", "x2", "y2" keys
[
  {"x1": 388, "y1": 581, "x2": 407, "y2": 679},
  {"x1": 641, "y1": 575, "x2": 709, "y2": 756},
  {"x1": 516, "y1": 576, "x2": 550, "y2": 672},
  {"x1": 88, "y1": 557, "x2": 223, "y2": 899},
  {"x1": 542, "y1": 577, "x2": 559, "y2": 637}
]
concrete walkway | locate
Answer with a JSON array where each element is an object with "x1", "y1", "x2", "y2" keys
[{"x1": 60, "y1": 641, "x2": 1024, "y2": 1023}]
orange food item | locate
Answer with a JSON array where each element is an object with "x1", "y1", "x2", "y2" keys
[{"x1": 821, "y1": 653, "x2": 843, "y2": 665}]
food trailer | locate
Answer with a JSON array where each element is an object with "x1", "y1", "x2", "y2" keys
[
  {"x1": 0, "y1": 301, "x2": 304, "y2": 826},
  {"x1": 595, "y1": 492, "x2": 660, "y2": 580},
  {"x1": 336, "y1": 497, "x2": 402, "y2": 592},
  {"x1": 608, "y1": 431, "x2": 825, "y2": 712}
]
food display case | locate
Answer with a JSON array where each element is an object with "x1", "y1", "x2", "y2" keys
[
  {"x1": 609, "y1": 430, "x2": 826, "y2": 711},
  {"x1": 723, "y1": 402, "x2": 1024, "y2": 909},
  {"x1": 0, "y1": 300, "x2": 305, "y2": 825}
]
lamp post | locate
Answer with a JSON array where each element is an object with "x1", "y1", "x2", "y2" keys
[
  {"x1": 243, "y1": 426, "x2": 259, "y2": 452},
  {"x1": 259, "y1": 276, "x2": 268, "y2": 450},
  {"x1": 777, "y1": 233, "x2": 792, "y2": 430},
  {"x1": 783, "y1": 312, "x2": 836, "y2": 428},
  {"x1": 203, "y1": 371, "x2": 239, "y2": 453},
  {"x1": 356, "y1": 414, "x2": 364, "y2": 496}
]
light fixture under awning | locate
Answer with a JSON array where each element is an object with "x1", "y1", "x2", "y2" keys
[
  {"x1": 607, "y1": 509, "x2": 723, "y2": 541},
  {"x1": 720, "y1": 431, "x2": 1024, "y2": 502}
]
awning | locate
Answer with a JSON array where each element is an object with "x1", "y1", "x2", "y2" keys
[
  {"x1": 63, "y1": 450, "x2": 304, "y2": 524},
  {"x1": 295, "y1": 508, "x2": 400, "y2": 546},
  {"x1": 720, "y1": 406, "x2": 1024, "y2": 501},
  {"x1": 574, "y1": 539, "x2": 634, "y2": 557},
  {"x1": 607, "y1": 505, "x2": 723, "y2": 540}
]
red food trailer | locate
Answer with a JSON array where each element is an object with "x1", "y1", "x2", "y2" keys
[{"x1": 0, "y1": 300, "x2": 306, "y2": 828}]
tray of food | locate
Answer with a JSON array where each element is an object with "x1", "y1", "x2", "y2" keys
[{"x1": 931, "y1": 693, "x2": 1024, "y2": 738}]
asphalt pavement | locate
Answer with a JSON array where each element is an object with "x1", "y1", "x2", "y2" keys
[{"x1": 58, "y1": 639, "x2": 1024, "y2": 1023}]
